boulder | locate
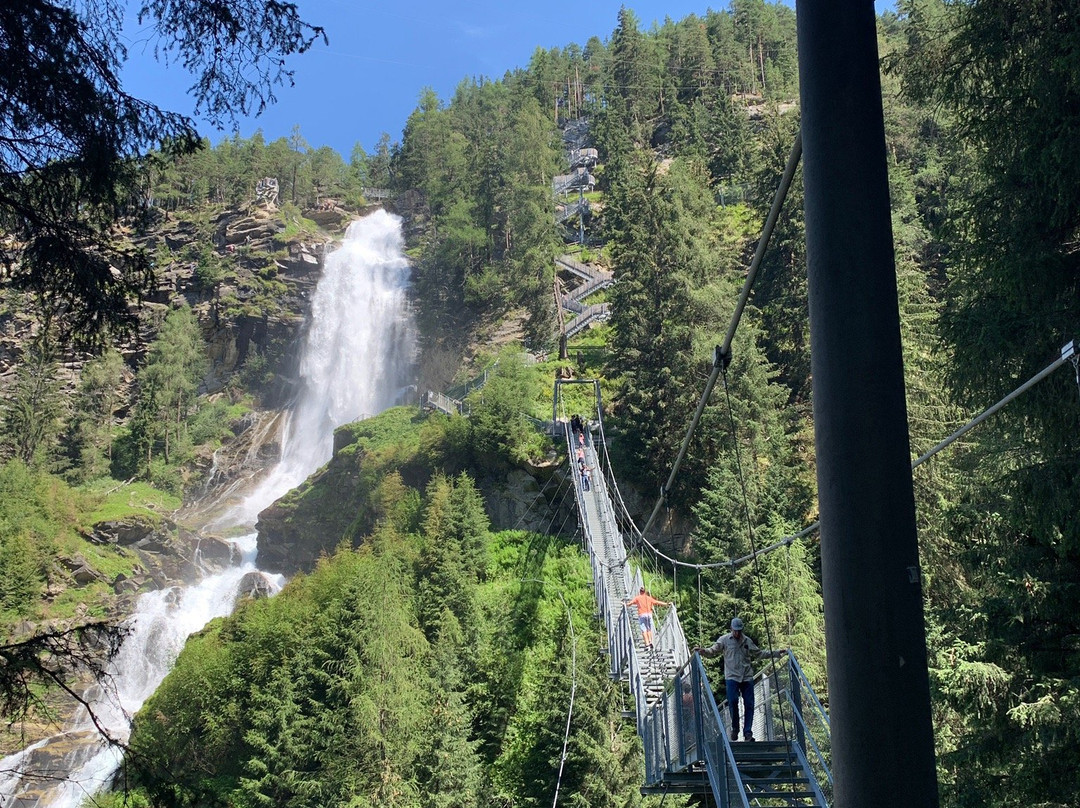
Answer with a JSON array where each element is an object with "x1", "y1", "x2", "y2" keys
[
  {"x1": 70, "y1": 565, "x2": 102, "y2": 585},
  {"x1": 113, "y1": 574, "x2": 141, "y2": 595},
  {"x1": 304, "y1": 206, "x2": 346, "y2": 229},
  {"x1": 235, "y1": 571, "x2": 275, "y2": 601},
  {"x1": 87, "y1": 517, "x2": 158, "y2": 547},
  {"x1": 194, "y1": 534, "x2": 237, "y2": 568}
]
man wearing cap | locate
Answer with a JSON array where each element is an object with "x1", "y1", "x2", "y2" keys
[{"x1": 694, "y1": 617, "x2": 787, "y2": 742}]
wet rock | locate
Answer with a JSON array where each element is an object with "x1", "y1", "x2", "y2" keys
[
  {"x1": 232, "y1": 410, "x2": 260, "y2": 435},
  {"x1": 236, "y1": 571, "x2": 274, "y2": 601},
  {"x1": 194, "y1": 534, "x2": 237, "y2": 568},
  {"x1": 0, "y1": 728, "x2": 103, "y2": 792}
]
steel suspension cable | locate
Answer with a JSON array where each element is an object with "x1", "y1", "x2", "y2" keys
[
  {"x1": 634, "y1": 339, "x2": 1080, "y2": 575},
  {"x1": 639, "y1": 131, "x2": 803, "y2": 541},
  {"x1": 909, "y1": 340, "x2": 1077, "y2": 469},
  {"x1": 720, "y1": 363, "x2": 794, "y2": 751}
]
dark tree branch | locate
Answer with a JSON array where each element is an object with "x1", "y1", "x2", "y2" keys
[
  {"x1": 0, "y1": 0, "x2": 325, "y2": 346},
  {"x1": 0, "y1": 621, "x2": 129, "y2": 741}
]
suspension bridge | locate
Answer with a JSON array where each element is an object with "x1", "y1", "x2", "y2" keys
[{"x1": 555, "y1": 379, "x2": 831, "y2": 807}]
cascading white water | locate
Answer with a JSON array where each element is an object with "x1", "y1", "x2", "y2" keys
[
  {"x1": 216, "y1": 209, "x2": 416, "y2": 530},
  {"x1": 0, "y1": 209, "x2": 416, "y2": 807}
]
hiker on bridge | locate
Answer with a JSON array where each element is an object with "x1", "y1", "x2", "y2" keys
[
  {"x1": 578, "y1": 458, "x2": 592, "y2": 491},
  {"x1": 571, "y1": 413, "x2": 583, "y2": 436},
  {"x1": 625, "y1": 587, "x2": 671, "y2": 651},
  {"x1": 695, "y1": 617, "x2": 787, "y2": 742}
]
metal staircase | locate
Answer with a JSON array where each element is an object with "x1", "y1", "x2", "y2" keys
[
  {"x1": 731, "y1": 740, "x2": 824, "y2": 806},
  {"x1": 555, "y1": 254, "x2": 612, "y2": 338},
  {"x1": 556, "y1": 198, "x2": 589, "y2": 224},
  {"x1": 551, "y1": 120, "x2": 609, "y2": 344},
  {"x1": 552, "y1": 167, "x2": 595, "y2": 196},
  {"x1": 556, "y1": 385, "x2": 832, "y2": 808}
]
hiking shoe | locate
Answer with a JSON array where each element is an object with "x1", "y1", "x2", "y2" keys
[
  {"x1": 744, "y1": 733, "x2": 755, "y2": 742},
  {"x1": 729, "y1": 730, "x2": 738, "y2": 742}
]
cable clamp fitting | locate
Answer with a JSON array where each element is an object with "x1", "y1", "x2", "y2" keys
[{"x1": 714, "y1": 345, "x2": 732, "y2": 370}]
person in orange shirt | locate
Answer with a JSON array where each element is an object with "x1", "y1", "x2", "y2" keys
[{"x1": 625, "y1": 586, "x2": 671, "y2": 650}]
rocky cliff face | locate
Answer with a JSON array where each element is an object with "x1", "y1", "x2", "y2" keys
[{"x1": 135, "y1": 201, "x2": 333, "y2": 404}]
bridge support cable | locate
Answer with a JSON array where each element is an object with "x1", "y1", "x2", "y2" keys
[
  {"x1": 674, "y1": 339, "x2": 1080, "y2": 575},
  {"x1": 910, "y1": 339, "x2": 1079, "y2": 469},
  {"x1": 798, "y1": 1, "x2": 938, "y2": 805},
  {"x1": 639, "y1": 131, "x2": 803, "y2": 542},
  {"x1": 722, "y1": 130, "x2": 803, "y2": 357}
]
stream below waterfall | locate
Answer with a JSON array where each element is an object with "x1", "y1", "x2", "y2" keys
[{"x1": 0, "y1": 209, "x2": 416, "y2": 808}]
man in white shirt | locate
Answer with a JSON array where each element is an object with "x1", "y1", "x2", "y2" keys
[{"x1": 695, "y1": 617, "x2": 787, "y2": 742}]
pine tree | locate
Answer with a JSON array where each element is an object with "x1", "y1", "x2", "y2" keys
[
  {"x1": 0, "y1": 339, "x2": 68, "y2": 471},
  {"x1": 65, "y1": 348, "x2": 125, "y2": 483}
]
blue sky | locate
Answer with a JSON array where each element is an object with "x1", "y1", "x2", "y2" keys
[{"x1": 120, "y1": 1, "x2": 895, "y2": 160}]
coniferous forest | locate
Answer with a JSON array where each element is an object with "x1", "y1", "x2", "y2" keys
[{"x1": 1, "y1": 2, "x2": 1079, "y2": 807}]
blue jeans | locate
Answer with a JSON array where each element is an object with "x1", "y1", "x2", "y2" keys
[{"x1": 725, "y1": 679, "x2": 755, "y2": 737}]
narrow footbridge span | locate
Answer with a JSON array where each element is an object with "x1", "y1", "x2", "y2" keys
[{"x1": 559, "y1": 384, "x2": 833, "y2": 807}]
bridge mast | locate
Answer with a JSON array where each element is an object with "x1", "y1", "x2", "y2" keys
[{"x1": 796, "y1": 3, "x2": 939, "y2": 807}]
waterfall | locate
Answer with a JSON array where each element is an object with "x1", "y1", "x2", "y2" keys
[
  {"x1": 0, "y1": 209, "x2": 416, "y2": 807},
  {"x1": 216, "y1": 209, "x2": 416, "y2": 530}
]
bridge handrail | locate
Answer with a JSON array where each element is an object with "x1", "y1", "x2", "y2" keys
[
  {"x1": 693, "y1": 656, "x2": 753, "y2": 807},
  {"x1": 554, "y1": 254, "x2": 598, "y2": 280},
  {"x1": 565, "y1": 303, "x2": 610, "y2": 338},
  {"x1": 562, "y1": 297, "x2": 584, "y2": 314},
  {"x1": 425, "y1": 390, "x2": 463, "y2": 415},
  {"x1": 655, "y1": 605, "x2": 690, "y2": 669},
  {"x1": 767, "y1": 656, "x2": 833, "y2": 795},
  {"x1": 565, "y1": 423, "x2": 626, "y2": 676},
  {"x1": 556, "y1": 198, "x2": 589, "y2": 224},
  {"x1": 553, "y1": 168, "x2": 595, "y2": 195},
  {"x1": 559, "y1": 413, "x2": 831, "y2": 805},
  {"x1": 566, "y1": 272, "x2": 613, "y2": 303},
  {"x1": 783, "y1": 688, "x2": 833, "y2": 793},
  {"x1": 790, "y1": 653, "x2": 831, "y2": 731}
]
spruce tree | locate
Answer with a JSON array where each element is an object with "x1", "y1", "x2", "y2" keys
[
  {"x1": 0, "y1": 339, "x2": 68, "y2": 471},
  {"x1": 605, "y1": 153, "x2": 724, "y2": 498},
  {"x1": 65, "y1": 348, "x2": 125, "y2": 483}
]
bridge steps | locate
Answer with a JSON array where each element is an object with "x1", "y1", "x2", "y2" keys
[{"x1": 731, "y1": 741, "x2": 826, "y2": 807}]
